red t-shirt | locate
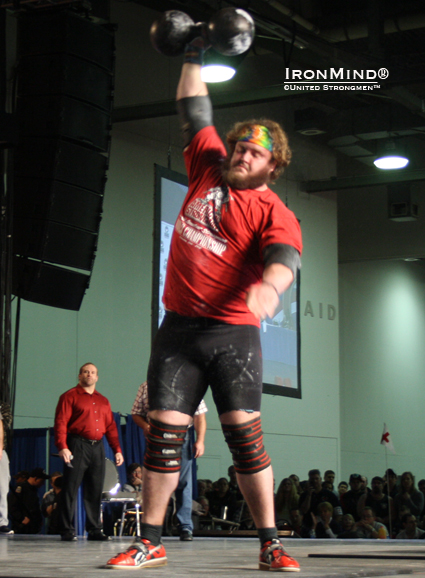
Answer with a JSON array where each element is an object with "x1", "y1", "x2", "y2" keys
[
  {"x1": 163, "y1": 126, "x2": 302, "y2": 327},
  {"x1": 54, "y1": 385, "x2": 122, "y2": 453}
]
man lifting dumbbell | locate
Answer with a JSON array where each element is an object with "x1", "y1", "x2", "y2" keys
[{"x1": 106, "y1": 7, "x2": 302, "y2": 572}]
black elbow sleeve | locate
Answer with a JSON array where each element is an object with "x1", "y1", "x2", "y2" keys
[
  {"x1": 263, "y1": 243, "x2": 301, "y2": 279},
  {"x1": 177, "y1": 96, "x2": 213, "y2": 148}
]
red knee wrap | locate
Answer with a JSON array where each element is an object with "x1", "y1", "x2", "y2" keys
[
  {"x1": 143, "y1": 419, "x2": 187, "y2": 474},
  {"x1": 222, "y1": 416, "x2": 271, "y2": 474}
]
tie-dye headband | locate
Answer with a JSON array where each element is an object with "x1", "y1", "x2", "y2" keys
[{"x1": 237, "y1": 125, "x2": 273, "y2": 152}]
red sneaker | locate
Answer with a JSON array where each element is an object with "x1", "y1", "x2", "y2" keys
[
  {"x1": 106, "y1": 539, "x2": 167, "y2": 569},
  {"x1": 259, "y1": 539, "x2": 300, "y2": 572}
]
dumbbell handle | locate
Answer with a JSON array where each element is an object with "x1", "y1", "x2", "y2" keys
[{"x1": 184, "y1": 22, "x2": 210, "y2": 48}]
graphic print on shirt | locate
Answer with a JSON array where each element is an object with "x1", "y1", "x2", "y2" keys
[{"x1": 175, "y1": 186, "x2": 232, "y2": 256}]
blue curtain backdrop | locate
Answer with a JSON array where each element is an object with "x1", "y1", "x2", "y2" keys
[
  {"x1": 124, "y1": 414, "x2": 146, "y2": 467},
  {"x1": 9, "y1": 412, "x2": 198, "y2": 535}
]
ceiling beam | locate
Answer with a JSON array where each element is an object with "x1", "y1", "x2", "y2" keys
[
  {"x1": 301, "y1": 169, "x2": 425, "y2": 193},
  {"x1": 112, "y1": 84, "x2": 305, "y2": 122},
  {"x1": 113, "y1": 80, "x2": 385, "y2": 123}
]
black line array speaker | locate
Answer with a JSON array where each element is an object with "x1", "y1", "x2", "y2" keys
[{"x1": 13, "y1": 9, "x2": 115, "y2": 311}]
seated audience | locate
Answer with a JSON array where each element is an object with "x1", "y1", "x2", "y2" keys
[
  {"x1": 239, "y1": 502, "x2": 256, "y2": 530},
  {"x1": 275, "y1": 478, "x2": 299, "y2": 528},
  {"x1": 11, "y1": 470, "x2": 29, "y2": 491},
  {"x1": 338, "y1": 513, "x2": 359, "y2": 538},
  {"x1": 227, "y1": 465, "x2": 243, "y2": 500},
  {"x1": 197, "y1": 479, "x2": 207, "y2": 498},
  {"x1": 396, "y1": 513, "x2": 425, "y2": 539},
  {"x1": 195, "y1": 496, "x2": 209, "y2": 517},
  {"x1": 394, "y1": 471, "x2": 424, "y2": 520},
  {"x1": 299, "y1": 469, "x2": 340, "y2": 518},
  {"x1": 41, "y1": 472, "x2": 63, "y2": 534},
  {"x1": 394, "y1": 505, "x2": 411, "y2": 537},
  {"x1": 208, "y1": 477, "x2": 238, "y2": 522},
  {"x1": 340, "y1": 473, "x2": 366, "y2": 521},
  {"x1": 8, "y1": 467, "x2": 49, "y2": 534},
  {"x1": 289, "y1": 508, "x2": 313, "y2": 538},
  {"x1": 314, "y1": 501, "x2": 342, "y2": 538},
  {"x1": 418, "y1": 479, "x2": 425, "y2": 507},
  {"x1": 41, "y1": 471, "x2": 62, "y2": 517},
  {"x1": 357, "y1": 476, "x2": 394, "y2": 529},
  {"x1": 122, "y1": 463, "x2": 143, "y2": 492},
  {"x1": 45, "y1": 476, "x2": 63, "y2": 535},
  {"x1": 354, "y1": 507, "x2": 388, "y2": 539}
]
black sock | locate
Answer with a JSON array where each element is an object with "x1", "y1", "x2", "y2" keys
[
  {"x1": 139, "y1": 523, "x2": 163, "y2": 546},
  {"x1": 258, "y1": 527, "x2": 279, "y2": 546}
]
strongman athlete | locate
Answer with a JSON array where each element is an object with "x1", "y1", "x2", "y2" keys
[{"x1": 107, "y1": 38, "x2": 302, "y2": 571}]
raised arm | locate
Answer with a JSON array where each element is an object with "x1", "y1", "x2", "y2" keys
[
  {"x1": 177, "y1": 61, "x2": 208, "y2": 101},
  {"x1": 176, "y1": 39, "x2": 212, "y2": 149}
]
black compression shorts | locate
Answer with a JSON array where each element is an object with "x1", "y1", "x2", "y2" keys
[{"x1": 147, "y1": 312, "x2": 263, "y2": 416}]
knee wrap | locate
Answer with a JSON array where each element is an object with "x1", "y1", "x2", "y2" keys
[
  {"x1": 222, "y1": 416, "x2": 271, "y2": 475},
  {"x1": 143, "y1": 419, "x2": 187, "y2": 474}
]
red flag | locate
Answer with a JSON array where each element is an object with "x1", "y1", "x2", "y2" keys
[{"x1": 380, "y1": 423, "x2": 395, "y2": 453}]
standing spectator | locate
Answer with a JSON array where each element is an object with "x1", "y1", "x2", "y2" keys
[
  {"x1": 361, "y1": 476, "x2": 370, "y2": 495},
  {"x1": 357, "y1": 476, "x2": 394, "y2": 529},
  {"x1": 323, "y1": 470, "x2": 338, "y2": 495},
  {"x1": 340, "y1": 474, "x2": 365, "y2": 521},
  {"x1": 0, "y1": 402, "x2": 13, "y2": 534},
  {"x1": 338, "y1": 481, "x2": 348, "y2": 501},
  {"x1": 299, "y1": 469, "x2": 340, "y2": 518},
  {"x1": 9, "y1": 467, "x2": 49, "y2": 534},
  {"x1": 383, "y1": 468, "x2": 398, "y2": 499},
  {"x1": 396, "y1": 514, "x2": 425, "y2": 539},
  {"x1": 54, "y1": 362, "x2": 124, "y2": 541},
  {"x1": 354, "y1": 507, "x2": 388, "y2": 539},
  {"x1": 275, "y1": 478, "x2": 299, "y2": 527},
  {"x1": 394, "y1": 471, "x2": 424, "y2": 520},
  {"x1": 289, "y1": 474, "x2": 302, "y2": 495}
]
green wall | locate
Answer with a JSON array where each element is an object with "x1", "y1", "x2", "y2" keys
[{"x1": 339, "y1": 259, "x2": 425, "y2": 482}]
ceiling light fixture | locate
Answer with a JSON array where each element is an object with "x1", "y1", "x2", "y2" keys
[
  {"x1": 374, "y1": 139, "x2": 409, "y2": 170},
  {"x1": 201, "y1": 49, "x2": 246, "y2": 83}
]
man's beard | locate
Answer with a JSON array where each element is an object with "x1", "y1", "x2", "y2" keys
[{"x1": 222, "y1": 157, "x2": 272, "y2": 190}]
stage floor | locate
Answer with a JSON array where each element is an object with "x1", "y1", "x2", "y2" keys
[{"x1": 1, "y1": 536, "x2": 425, "y2": 578}]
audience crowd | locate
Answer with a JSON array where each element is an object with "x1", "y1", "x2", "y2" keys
[
  {"x1": 5, "y1": 463, "x2": 425, "y2": 540},
  {"x1": 196, "y1": 467, "x2": 425, "y2": 540}
]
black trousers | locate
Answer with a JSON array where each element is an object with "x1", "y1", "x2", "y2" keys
[{"x1": 59, "y1": 435, "x2": 105, "y2": 535}]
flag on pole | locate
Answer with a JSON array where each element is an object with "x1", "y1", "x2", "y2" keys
[{"x1": 380, "y1": 423, "x2": 395, "y2": 453}]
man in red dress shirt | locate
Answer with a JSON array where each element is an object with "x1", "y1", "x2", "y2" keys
[{"x1": 54, "y1": 362, "x2": 124, "y2": 541}]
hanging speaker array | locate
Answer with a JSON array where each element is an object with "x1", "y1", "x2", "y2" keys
[{"x1": 13, "y1": 9, "x2": 115, "y2": 311}]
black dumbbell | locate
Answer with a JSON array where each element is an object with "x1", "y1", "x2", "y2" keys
[{"x1": 150, "y1": 7, "x2": 255, "y2": 58}]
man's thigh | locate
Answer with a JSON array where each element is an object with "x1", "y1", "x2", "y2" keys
[
  {"x1": 207, "y1": 323, "x2": 263, "y2": 415},
  {"x1": 147, "y1": 313, "x2": 263, "y2": 416}
]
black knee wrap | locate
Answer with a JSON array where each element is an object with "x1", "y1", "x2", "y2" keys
[
  {"x1": 143, "y1": 419, "x2": 187, "y2": 474},
  {"x1": 222, "y1": 416, "x2": 271, "y2": 474}
]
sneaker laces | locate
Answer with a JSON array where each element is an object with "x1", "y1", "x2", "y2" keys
[{"x1": 263, "y1": 539, "x2": 287, "y2": 560}]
